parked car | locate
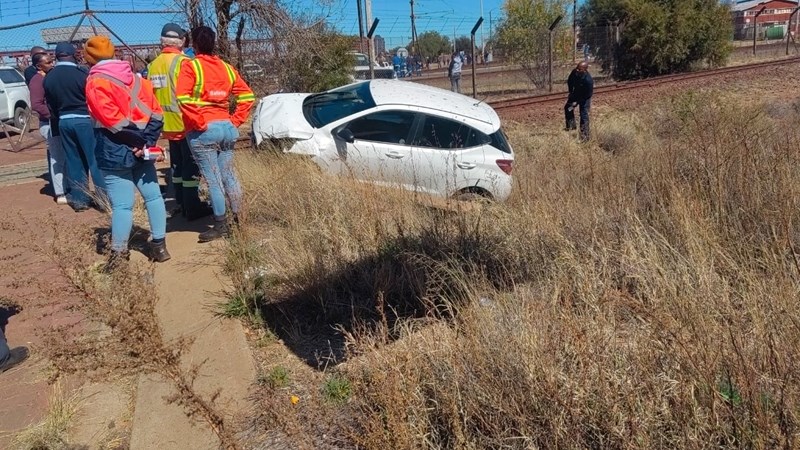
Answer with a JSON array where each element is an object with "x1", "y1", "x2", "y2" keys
[
  {"x1": 251, "y1": 80, "x2": 514, "y2": 201},
  {"x1": 0, "y1": 66, "x2": 31, "y2": 129},
  {"x1": 350, "y1": 52, "x2": 396, "y2": 80}
]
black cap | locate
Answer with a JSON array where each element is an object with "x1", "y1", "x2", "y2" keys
[
  {"x1": 161, "y1": 23, "x2": 186, "y2": 38},
  {"x1": 54, "y1": 42, "x2": 76, "y2": 57}
]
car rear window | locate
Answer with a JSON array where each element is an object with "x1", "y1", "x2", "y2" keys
[
  {"x1": 0, "y1": 68, "x2": 24, "y2": 84},
  {"x1": 303, "y1": 82, "x2": 376, "y2": 128},
  {"x1": 490, "y1": 129, "x2": 513, "y2": 154}
]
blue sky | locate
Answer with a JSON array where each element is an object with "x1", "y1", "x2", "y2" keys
[{"x1": 0, "y1": 0, "x2": 504, "y2": 52}]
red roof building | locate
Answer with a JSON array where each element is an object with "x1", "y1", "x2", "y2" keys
[{"x1": 732, "y1": 0, "x2": 799, "y2": 40}]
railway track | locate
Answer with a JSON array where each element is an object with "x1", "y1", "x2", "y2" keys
[{"x1": 488, "y1": 57, "x2": 800, "y2": 111}]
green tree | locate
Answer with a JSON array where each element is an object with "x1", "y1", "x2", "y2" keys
[
  {"x1": 496, "y1": 0, "x2": 571, "y2": 87},
  {"x1": 411, "y1": 31, "x2": 452, "y2": 60},
  {"x1": 580, "y1": 0, "x2": 732, "y2": 79},
  {"x1": 455, "y1": 36, "x2": 474, "y2": 54}
]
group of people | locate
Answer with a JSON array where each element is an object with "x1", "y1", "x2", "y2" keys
[{"x1": 27, "y1": 23, "x2": 255, "y2": 269}]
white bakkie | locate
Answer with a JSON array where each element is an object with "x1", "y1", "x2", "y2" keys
[
  {"x1": 251, "y1": 80, "x2": 514, "y2": 202},
  {"x1": 0, "y1": 67, "x2": 31, "y2": 130}
]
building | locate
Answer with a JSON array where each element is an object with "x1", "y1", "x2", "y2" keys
[
  {"x1": 374, "y1": 35, "x2": 386, "y2": 54},
  {"x1": 732, "y1": 0, "x2": 799, "y2": 40}
]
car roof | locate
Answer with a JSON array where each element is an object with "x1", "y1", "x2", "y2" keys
[{"x1": 367, "y1": 80, "x2": 501, "y2": 132}]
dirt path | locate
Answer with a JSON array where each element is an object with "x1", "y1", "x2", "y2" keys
[{"x1": 0, "y1": 136, "x2": 257, "y2": 447}]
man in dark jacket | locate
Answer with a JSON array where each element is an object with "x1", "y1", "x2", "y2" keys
[
  {"x1": 565, "y1": 61, "x2": 594, "y2": 141},
  {"x1": 24, "y1": 46, "x2": 47, "y2": 85},
  {"x1": 44, "y1": 42, "x2": 106, "y2": 211}
]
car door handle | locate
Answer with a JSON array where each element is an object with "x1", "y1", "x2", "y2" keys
[
  {"x1": 457, "y1": 162, "x2": 476, "y2": 169},
  {"x1": 385, "y1": 151, "x2": 405, "y2": 159}
]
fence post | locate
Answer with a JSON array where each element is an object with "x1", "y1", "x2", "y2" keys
[
  {"x1": 548, "y1": 15, "x2": 563, "y2": 93},
  {"x1": 753, "y1": 5, "x2": 766, "y2": 56},
  {"x1": 787, "y1": 7, "x2": 800, "y2": 55},
  {"x1": 470, "y1": 17, "x2": 483, "y2": 98},
  {"x1": 367, "y1": 18, "x2": 379, "y2": 79}
]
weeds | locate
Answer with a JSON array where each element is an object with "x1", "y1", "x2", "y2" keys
[
  {"x1": 227, "y1": 90, "x2": 800, "y2": 448},
  {"x1": 12, "y1": 381, "x2": 79, "y2": 450}
]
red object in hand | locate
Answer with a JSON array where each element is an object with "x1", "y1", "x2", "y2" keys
[{"x1": 144, "y1": 145, "x2": 164, "y2": 161}]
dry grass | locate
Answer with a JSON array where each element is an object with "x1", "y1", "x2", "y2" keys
[
  {"x1": 11, "y1": 381, "x2": 80, "y2": 450},
  {"x1": 228, "y1": 89, "x2": 800, "y2": 448}
]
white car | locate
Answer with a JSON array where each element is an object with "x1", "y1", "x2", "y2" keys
[
  {"x1": 251, "y1": 80, "x2": 514, "y2": 201},
  {"x1": 0, "y1": 66, "x2": 31, "y2": 129},
  {"x1": 350, "y1": 52, "x2": 396, "y2": 80}
]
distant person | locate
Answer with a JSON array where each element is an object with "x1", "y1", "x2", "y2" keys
[
  {"x1": 564, "y1": 61, "x2": 594, "y2": 141},
  {"x1": 84, "y1": 36, "x2": 171, "y2": 267},
  {"x1": 0, "y1": 309, "x2": 29, "y2": 374},
  {"x1": 392, "y1": 53, "x2": 402, "y2": 77},
  {"x1": 44, "y1": 42, "x2": 107, "y2": 211},
  {"x1": 29, "y1": 52, "x2": 67, "y2": 205},
  {"x1": 148, "y1": 23, "x2": 211, "y2": 221},
  {"x1": 448, "y1": 51, "x2": 463, "y2": 94},
  {"x1": 583, "y1": 43, "x2": 590, "y2": 61},
  {"x1": 176, "y1": 26, "x2": 255, "y2": 243},
  {"x1": 24, "y1": 46, "x2": 47, "y2": 85}
]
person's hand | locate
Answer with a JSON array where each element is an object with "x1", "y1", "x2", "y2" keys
[
  {"x1": 155, "y1": 153, "x2": 165, "y2": 163},
  {"x1": 132, "y1": 147, "x2": 144, "y2": 158}
]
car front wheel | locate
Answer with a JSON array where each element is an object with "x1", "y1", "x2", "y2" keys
[{"x1": 13, "y1": 106, "x2": 29, "y2": 130}]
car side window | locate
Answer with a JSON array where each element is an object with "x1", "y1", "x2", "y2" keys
[
  {"x1": 0, "y1": 69, "x2": 23, "y2": 84},
  {"x1": 344, "y1": 111, "x2": 416, "y2": 145},
  {"x1": 413, "y1": 115, "x2": 487, "y2": 149}
]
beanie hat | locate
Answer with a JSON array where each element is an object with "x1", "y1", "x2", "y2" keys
[
  {"x1": 83, "y1": 36, "x2": 115, "y2": 65},
  {"x1": 54, "y1": 42, "x2": 76, "y2": 57}
]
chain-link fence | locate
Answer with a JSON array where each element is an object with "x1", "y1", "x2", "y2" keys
[{"x1": 0, "y1": 9, "x2": 183, "y2": 72}]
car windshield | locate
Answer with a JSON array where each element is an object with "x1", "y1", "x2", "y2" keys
[
  {"x1": 354, "y1": 54, "x2": 370, "y2": 66},
  {"x1": 302, "y1": 82, "x2": 376, "y2": 128}
]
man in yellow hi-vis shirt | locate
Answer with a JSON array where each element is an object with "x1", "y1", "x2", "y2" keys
[{"x1": 147, "y1": 23, "x2": 212, "y2": 221}]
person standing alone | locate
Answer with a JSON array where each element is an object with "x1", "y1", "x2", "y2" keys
[
  {"x1": 448, "y1": 51, "x2": 463, "y2": 94},
  {"x1": 564, "y1": 61, "x2": 594, "y2": 142},
  {"x1": 176, "y1": 26, "x2": 255, "y2": 243},
  {"x1": 148, "y1": 23, "x2": 212, "y2": 221}
]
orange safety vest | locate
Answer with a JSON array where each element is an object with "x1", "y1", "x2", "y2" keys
[
  {"x1": 175, "y1": 54, "x2": 255, "y2": 131},
  {"x1": 87, "y1": 73, "x2": 163, "y2": 132}
]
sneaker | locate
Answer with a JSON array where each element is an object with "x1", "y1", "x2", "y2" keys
[
  {"x1": 0, "y1": 346, "x2": 30, "y2": 373},
  {"x1": 71, "y1": 203, "x2": 90, "y2": 212},
  {"x1": 56, "y1": 195, "x2": 68, "y2": 205}
]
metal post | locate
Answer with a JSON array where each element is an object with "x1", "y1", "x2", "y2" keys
[
  {"x1": 356, "y1": 0, "x2": 365, "y2": 53},
  {"x1": 572, "y1": 0, "x2": 577, "y2": 63},
  {"x1": 547, "y1": 16, "x2": 563, "y2": 93},
  {"x1": 365, "y1": 0, "x2": 376, "y2": 73},
  {"x1": 471, "y1": 17, "x2": 483, "y2": 98},
  {"x1": 754, "y1": 5, "x2": 766, "y2": 56},
  {"x1": 787, "y1": 7, "x2": 800, "y2": 55},
  {"x1": 367, "y1": 18, "x2": 380, "y2": 80}
]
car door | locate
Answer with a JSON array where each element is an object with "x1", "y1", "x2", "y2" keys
[
  {"x1": 335, "y1": 110, "x2": 417, "y2": 188},
  {"x1": 407, "y1": 114, "x2": 476, "y2": 197},
  {"x1": 0, "y1": 75, "x2": 9, "y2": 121}
]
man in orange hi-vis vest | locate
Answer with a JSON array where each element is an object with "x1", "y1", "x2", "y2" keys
[{"x1": 176, "y1": 26, "x2": 255, "y2": 243}]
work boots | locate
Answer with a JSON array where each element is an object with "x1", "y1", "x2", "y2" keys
[
  {"x1": 149, "y1": 239, "x2": 171, "y2": 262},
  {"x1": 198, "y1": 216, "x2": 230, "y2": 243}
]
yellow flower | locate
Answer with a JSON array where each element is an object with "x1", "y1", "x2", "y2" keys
[{"x1": 290, "y1": 395, "x2": 300, "y2": 405}]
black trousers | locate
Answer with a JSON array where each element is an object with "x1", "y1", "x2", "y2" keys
[
  {"x1": 168, "y1": 138, "x2": 203, "y2": 214},
  {"x1": 564, "y1": 97, "x2": 591, "y2": 140}
]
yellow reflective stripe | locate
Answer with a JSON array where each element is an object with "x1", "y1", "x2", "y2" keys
[
  {"x1": 182, "y1": 180, "x2": 200, "y2": 188},
  {"x1": 236, "y1": 93, "x2": 255, "y2": 101},
  {"x1": 223, "y1": 63, "x2": 235, "y2": 85},
  {"x1": 172, "y1": 177, "x2": 183, "y2": 183},
  {"x1": 191, "y1": 59, "x2": 204, "y2": 99},
  {"x1": 180, "y1": 99, "x2": 223, "y2": 106},
  {"x1": 176, "y1": 95, "x2": 192, "y2": 104}
]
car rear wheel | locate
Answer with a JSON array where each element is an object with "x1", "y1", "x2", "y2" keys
[
  {"x1": 454, "y1": 189, "x2": 493, "y2": 202},
  {"x1": 13, "y1": 106, "x2": 29, "y2": 130}
]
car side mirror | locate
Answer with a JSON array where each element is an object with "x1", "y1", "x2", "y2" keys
[{"x1": 337, "y1": 128, "x2": 355, "y2": 144}]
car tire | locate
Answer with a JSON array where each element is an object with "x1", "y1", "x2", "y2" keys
[
  {"x1": 454, "y1": 190, "x2": 493, "y2": 203},
  {"x1": 12, "y1": 106, "x2": 29, "y2": 130}
]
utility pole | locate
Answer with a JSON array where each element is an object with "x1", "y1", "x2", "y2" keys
[
  {"x1": 480, "y1": 0, "x2": 485, "y2": 56},
  {"x1": 573, "y1": 0, "x2": 577, "y2": 63},
  {"x1": 357, "y1": 0, "x2": 365, "y2": 53},
  {"x1": 366, "y1": 0, "x2": 375, "y2": 63},
  {"x1": 410, "y1": 0, "x2": 418, "y2": 54}
]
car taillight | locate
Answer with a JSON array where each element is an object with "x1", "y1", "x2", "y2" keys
[{"x1": 496, "y1": 159, "x2": 513, "y2": 175}]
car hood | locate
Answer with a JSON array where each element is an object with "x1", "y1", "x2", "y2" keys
[{"x1": 252, "y1": 93, "x2": 315, "y2": 145}]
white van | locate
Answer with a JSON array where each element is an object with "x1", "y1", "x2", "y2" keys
[{"x1": 0, "y1": 66, "x2": 31, "y2": 129}]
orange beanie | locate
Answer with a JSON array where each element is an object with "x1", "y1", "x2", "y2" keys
[{"x1": 83, "y1": 36, "x2": 115, "y2": 65}]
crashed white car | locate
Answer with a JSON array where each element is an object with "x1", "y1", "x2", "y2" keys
[{"x1": 251, "y1": 80, "x2": 514, "y2": 201}]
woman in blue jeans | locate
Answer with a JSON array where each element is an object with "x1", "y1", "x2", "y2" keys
[
  {"x1": 84, "y1": 36, "x2": 170, "y2": 268},
  {"x1": 176, "y1": 26, "x2": 255, "y2": 242}
]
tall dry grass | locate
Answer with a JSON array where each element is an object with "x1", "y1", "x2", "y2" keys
[{"x1": 230, "y1": 91, "x2": 800, "y2": 448}]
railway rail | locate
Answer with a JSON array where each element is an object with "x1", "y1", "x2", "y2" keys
[{"x1": 488, "y1": 57, "x2": 800, "y2": 111}]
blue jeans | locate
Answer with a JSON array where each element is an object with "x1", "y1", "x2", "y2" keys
[
  {"x1": 40, "y1": 124, "x2": 66, "y2": 197},
  {"x1": 564, "y1": 98, "x2": 591, "y2": 140},
  {"x1": 60, "y1": 117, "x2": 107, "y2": 207},
  {"x1": 186, "y1": 120, "x2": 242, "y2": 217},
  {"x1": 103, "y1": 163, "x2": 167, "y2": 252}
]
